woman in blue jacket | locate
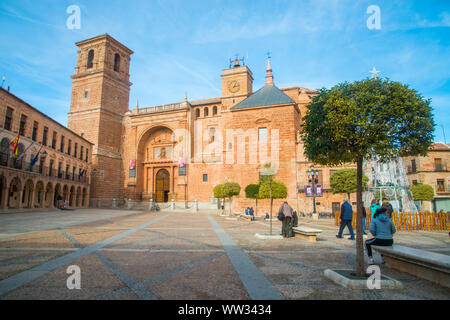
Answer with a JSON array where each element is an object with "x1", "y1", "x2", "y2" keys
[{"x1": 365, "y1": 207, "x2": 396, "y2": 265}]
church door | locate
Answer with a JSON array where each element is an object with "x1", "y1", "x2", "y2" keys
[{"x1": 155, "y1": 169, "x2": 170, "y2": 202}]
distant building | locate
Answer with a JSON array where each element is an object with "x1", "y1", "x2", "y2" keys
[
  {"x1": 67, "y1": 34, "x2": 355, "y2": 213},
  {"x1": 0, "y1": 87, "x2": 92, "y2": 210},
  {"x1": 403, "y1": 142, "x2": 450, "y2": 212}
]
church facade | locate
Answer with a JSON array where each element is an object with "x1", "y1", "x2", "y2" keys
[{"x1": 68, "y1": 34, "x2": 355, "y2": 214}]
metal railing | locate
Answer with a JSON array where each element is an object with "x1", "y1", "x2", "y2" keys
[{"x1": 0, "y1": 152, "x2": 88, "y2": 184}]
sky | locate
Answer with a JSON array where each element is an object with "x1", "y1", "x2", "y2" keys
[{"x1": 0, "y1": 0, "x2": 449, "y2": 143}]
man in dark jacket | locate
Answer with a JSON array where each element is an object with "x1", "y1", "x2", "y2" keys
[{"x1": 336, "y1": 198, "x2": 355, "y2": 240}]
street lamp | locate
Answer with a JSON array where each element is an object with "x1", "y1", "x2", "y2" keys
[{"x1": 306, "y1": 165, "x2": 319, "y2": 216}]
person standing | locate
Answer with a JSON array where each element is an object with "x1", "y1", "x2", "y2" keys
[
  {"x1": 382, "y1": 199, "x2": 394, "y2": 218},
  {"x1": 279, "y1": 201, "x2": 293, "y2": 238},
  {"x1": 370, "y1": 199, "x2": 381, "y2": 219},
  {"x1": 365, "y1": 207, "x2": 396, "y2": 265},
  {"x1": 362, "y1": 206, "x2": 367, "y2": 235},
  {"x1": 336, "y1": 198, "x2": 355, "y2": 240}
]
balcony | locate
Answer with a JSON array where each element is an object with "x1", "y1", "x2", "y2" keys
[
  {"x1": 435, "y1": 182, "x2": 450, "y2": 194},
  {"x1": 434, "y1": 163, "x2": 448, "y2": 172},
  {"x1": 0, "y1": 152, "x2": 89, "y2": 184}
]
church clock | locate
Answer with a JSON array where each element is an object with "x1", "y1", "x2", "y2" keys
[{"x1": 228, "y1": 80, "x2": 240, "y2": 93}]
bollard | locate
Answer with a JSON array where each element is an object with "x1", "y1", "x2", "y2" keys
[
  {"x1": 127, "y1": 198, "x2": 132, "y2": 209},
  {"x1": 193, "y1": 199, "x2": 198, "y2": 212},
  {"x1": 97, "y1": 199, "x2": 101, "y2": 208},
  {"x1": 149, "y1": 199, "x2": 153, "y2": 211},
  {"x1": 171, "y1": 199, "x2": 175, "y2": 210},
  {"x1": 112, "y1": 198, "x2": 117, "y2": 208}
]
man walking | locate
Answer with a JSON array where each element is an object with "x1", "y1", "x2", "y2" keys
[{"x1": 336, "y1": 198, "x2": 355, "y2": 240}]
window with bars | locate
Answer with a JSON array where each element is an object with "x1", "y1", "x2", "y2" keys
[
  {"x1": 19, "y1": 114, "x2": 27, "y2": 136},
  {"x1": 4, "y1": 107, "x2": 13, "y2": 131}
]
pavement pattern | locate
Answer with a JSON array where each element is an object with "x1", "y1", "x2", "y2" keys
[{"x1": 0, "y1": 208, "x2": 449, "y2": 300}]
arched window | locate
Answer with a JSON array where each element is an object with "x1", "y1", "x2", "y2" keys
[
  {"x1": 195, "y1": 108, "x2": 200, "y2": 119},
  {"x1": 213, "y1": 106, "x2": 218, "y2": 115},
  {"x1": 114, "y1": 53, "x2": 120, "y2": 72},
  {"x1": 87, "y1": 49, "x2": 94, "y2": 69},
  {"x1": 204, "y1": 107, "x2": 209, "y2": 117}
]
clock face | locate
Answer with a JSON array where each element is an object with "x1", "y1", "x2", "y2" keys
[{"x1": 228, "y1": 80, "x2": 240, "y2": 93}]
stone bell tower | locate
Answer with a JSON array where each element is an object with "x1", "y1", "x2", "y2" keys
[{"x1": 68, "y1": 34, "x2": 133, "y2": 205}]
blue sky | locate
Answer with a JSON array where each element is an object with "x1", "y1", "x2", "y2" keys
[{"x1": 0, "y1": 0, "x2": 449, "y2": 142}]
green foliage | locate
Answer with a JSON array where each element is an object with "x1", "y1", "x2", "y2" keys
[
  {"x1": 300, "y1": 79, "x2": 435, "y2": 165},
  {"x1": 222, "y1": 182, "x2": 241, "y2": 198},
  {"x1": 330, "y1": 169, "x2": 369, "y2": 199},
  {"x1": 244, "y1": 184, "x2": 260, "y2": 199},
  {"x1": 213, "y1": 184, "x2": 225, "y2": 199},
  {"x1": 258, "y1": 180, "x2": 288, "y2": 199},
  {"x1": 410, "y1": 183, "x2": 434, "y2": 201}
]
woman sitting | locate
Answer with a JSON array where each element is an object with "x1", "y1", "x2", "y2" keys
[{"x1": 365, "y1": 207, "x2": 396, "y2": 265}]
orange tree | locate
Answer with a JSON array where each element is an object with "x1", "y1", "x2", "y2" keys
[{"x1": 301, "y1": 78, "x2": 434, "y2": 276}]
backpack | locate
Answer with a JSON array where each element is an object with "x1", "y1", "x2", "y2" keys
[{"x1": 277, "y1": 209, "x2": 285, "y2": 221}]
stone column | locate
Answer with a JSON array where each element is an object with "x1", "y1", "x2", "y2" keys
[
  {"x1": 170, "y1": 166, "x2": 174, "y2": 194},
  {"x1": 171, "y1": 199, "x2": 175, "y2": 210}
]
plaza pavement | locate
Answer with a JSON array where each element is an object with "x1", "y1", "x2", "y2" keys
[{"x1": 0, "y1": 208, "x2": 448, "y2": 300}]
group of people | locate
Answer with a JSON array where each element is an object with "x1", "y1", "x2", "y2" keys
[{"x1": 337, "y1": 198, "x2": 396, "y2": 265}]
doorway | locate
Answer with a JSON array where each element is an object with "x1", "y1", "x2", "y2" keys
[{"x1": 155, "y1": 169, "x2": 170, "y2": 202}]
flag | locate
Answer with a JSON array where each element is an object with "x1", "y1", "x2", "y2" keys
[
  {"x1": 30, "y1": 145, "x2": 43, "y2": 167},
  {"x1": 18, "y1": 141, "x2": 34, "y2": 160},
  {"x1": 79, "y1": 169, "x2": 85, "y2": 177},
  {"x1": 10, "y1": 133, "x2": 19, "y2": 157}
]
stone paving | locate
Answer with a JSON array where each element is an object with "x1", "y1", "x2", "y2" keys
[{"x1": 0, "y1": 208, "x2": 448, "y2": 300}]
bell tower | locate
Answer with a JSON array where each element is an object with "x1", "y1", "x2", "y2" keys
[
  {"x1": 221, "y1": 55, "x2": 253, "y2": 109},
  {"x1": 68, "y1": 34, "x2": 133, "y2": 204}
]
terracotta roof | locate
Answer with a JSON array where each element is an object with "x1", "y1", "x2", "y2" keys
[{"x1": 430, "y1": 142, "x2": 450, "y2": 151}]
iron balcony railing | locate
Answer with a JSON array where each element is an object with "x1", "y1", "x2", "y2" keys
[{"x1": 0, "y1": 152, "x2": 89, "y2": 184}]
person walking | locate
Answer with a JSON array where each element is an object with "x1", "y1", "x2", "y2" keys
[
  {"x1": 57, "y1": 194, "x2": 63, "y2": 209},
  {"x1": 279, "y1": 201, "x2": 293, "y2": 238},
  {"x1": 365, "y1": 207, "x2": 396, "y2": 265},
  {"x1": 370, "y1": 199, "x2": 380, "y2": 219},
  {"x1": 292, "y1": 210, "x2": 298, "y2": 227},
  {"x1": 382, "y1": 199, "x2": 394, "y2": 218},
  {"x1": 336, "y1": 198, "x2": 355, "y2": 240}
]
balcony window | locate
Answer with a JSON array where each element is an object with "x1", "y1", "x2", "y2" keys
[
  {"x1": 437, "y1": 179, "x2": 445, "y2": 192},
  {"x1": 32, "y1": 121, "x2": 38, "y2": 141},
  {"x1": 4, "y1": 107, "x2": 13, "y2": 131},
  {"x1": 19, "y1": 114, "x2": 27, "y2": 136},
  {"x1": 435, "y1": 158, "x2": 443, "y2": 171}
]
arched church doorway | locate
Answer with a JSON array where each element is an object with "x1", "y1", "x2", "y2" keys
[{"x1": 155, "y1": 169, "x2": 170, "y2": 202}]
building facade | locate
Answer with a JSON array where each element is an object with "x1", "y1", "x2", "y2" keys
[
  {"x1": 66, "y1": 34, "x2": 357, "y2": 214},
  {"x1": 403, "y1": 142, "x2": 450, "y2": 212},
  {"x1": 0, "y1": 87, "x2": 92, "y2": 211}
]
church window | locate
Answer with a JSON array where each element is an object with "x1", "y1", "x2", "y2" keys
[
  {"x1": 87, "y1": 49, "x2": 94, "y2": 69},
  {"x1": 160, "y1": 147, "x2": 166, "y2": 158},
  {"x1": 204, "y1": 107, "x2": 209, "y2": 117},
  {"x1": 203, "y1": 174, "x2": 208, "y2": 182},
  {"x1": 213, "y1": 106, "x2": 218, "y2": 115},
  {"x1": 195, "y1": 108, "x2": 200, "y2": 119},
  {"x1": 114, "y1": 53, "x2": 120, "y2": 72},
  {"x1": 258, "y1": 127, "x2": 267, "y2": 142},
  {"x1": 154, "y1": 148, "x2": 159, "y2": 159},
  {"x1": 84, "y1": 90, "x2": 88, "y2": 98}
]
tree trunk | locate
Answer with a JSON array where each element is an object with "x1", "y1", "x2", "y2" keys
[
  {"x1": 255, "y1": 198, "x2": 258, "y2": 217},
  {"x1": 347, "y1": 193, "x2": 351, "y2": 202},
  {"x1": 356, "y1": 156, "x2": 365, "y2": 276},
  {"x1": 229, "y1": 197, "x2": 232, "y2": 216}
]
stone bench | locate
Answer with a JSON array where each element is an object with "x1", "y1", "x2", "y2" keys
[
  {"x1": 292, "y1": 226, "x2": 323, "y2": 242},
  {"x1": 240, "y1": 214, "x2": 254, "y2": 221},
  {"x1": 372, "y1": 245, "x2": 450, "y2": 288}
]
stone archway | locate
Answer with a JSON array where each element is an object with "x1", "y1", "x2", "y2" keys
[
  {"x1": 34, "y1": 181, "x2": 44, "y2": 208},
  {"x1": 45, "y1": 182, "x2": 53, "y2": 208},
  {"x1": 8, "y1": 177, "x2": 22, "y2": 209},
  {"x1": 54, "y1": 183, "x2": 61, "y2": 207},
  {"x1": 69, "y1": 186, "x2": 75, "y2": 207},
  {"x1": 155, "y1": 169, "x2": 170, "y2": 202},
  {"x1": 0, "y1": 174, "x2": 6, "y2": 209},
  {"x1": 76, "y1": 187, "x2": 81, "y2": 207}
]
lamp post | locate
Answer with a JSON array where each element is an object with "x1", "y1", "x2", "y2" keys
[
  {"x1": 306, "y1": 165, "x2": 319, "y2": 219},
  {"x1": 260, "y1": 163, "x2": 278, "y2": 235}
]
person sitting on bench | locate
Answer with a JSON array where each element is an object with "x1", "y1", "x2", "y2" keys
[{"x1": 365, "y1": 207, "x2": 396, "y2": 265}]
